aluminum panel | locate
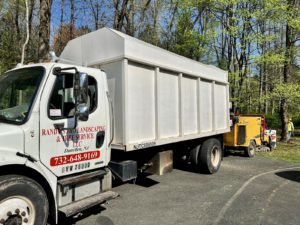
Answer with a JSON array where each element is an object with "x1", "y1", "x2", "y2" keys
[
  {"x1": 182, "y1": 76, "x2": 198, "y2": 135},
  {"x1": 215, "y1": 84, "x2": 227, "y2": 130},
  {"x1": 101, "y1": 61, "x2": 124, "y2": 145},
  {"x1": 127, "y1": 62, "x2": 155, "y2": 143},
  {"x1": 61, "y1": 28, "x2": 228, "y2": 83},
  {"x1": 200, "y1": 81, "x2": 213, "y2": 132},
  {"x1": 158, "y1": 71, "x2": 179, "y2": 138},
  {"x1": 61, "y1": 28, "x2": 124, "y2": 65},
  {"x1": 75, "y1": 180, "x2": 101, "y2": 201},
  {"x1": 59, "y1": 28, "x2": 230, "y2": 151}
]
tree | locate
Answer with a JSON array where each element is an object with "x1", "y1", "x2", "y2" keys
[
  {"x1": 21, "y1": 0, "x2": 30, "y2": 65},
  {"x1": 53, "y1": 25, "x2": 91, "y2": 56},
  {"x1": 38, "y1": 0, "x2": 52, "y2": 61},
  {"x1": 280, "y1": 0, "x2": 300, "y2": 141},
  {"x1": 69, "y1": 0, "x2": 75, "y2": 39},
  {"x1": 88, "y1": 0, "x2": 105, "y2": 30},
  {"x1": 113, "y1": 0, "x2": 129, "y2": 32}
]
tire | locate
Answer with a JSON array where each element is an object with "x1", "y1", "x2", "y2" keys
[
  {"x1": 198, "y1": 138, "x2": 222, "y2": 174},
  {"x1": 0, "y1": 175, "x2": 49, "y2": 225},
  {"x1": 190, "y1": 145, "x2": 201, "y2": 166},
  {"x1": 244, "y1": 141, "x2": 256, "y2": 158}
]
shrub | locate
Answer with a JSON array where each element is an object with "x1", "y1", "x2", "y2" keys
[{"x1": 265, "y1": 114, "x2": 281, "y2": 129}]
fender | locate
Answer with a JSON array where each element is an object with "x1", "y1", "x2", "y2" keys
[
  {"x1": 0, "y1": 149, "x2": 27, "y2": 167},
  {"x1": 0, "y1": 150, "x2": 59, "y2": 224}
]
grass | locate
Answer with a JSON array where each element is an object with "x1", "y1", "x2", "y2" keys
[{"x1": 257, "y1": 136, "x2": 300, "y2": 163}]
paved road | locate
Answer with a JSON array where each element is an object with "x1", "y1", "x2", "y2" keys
[{"x1": 67, "y1": 155, "x2": 300, "y2": 225}]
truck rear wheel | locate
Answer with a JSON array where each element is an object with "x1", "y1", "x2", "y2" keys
[
  {"x1": 244, "y1": 141, "x2": 256, "y2": 158},
  {"x1": 0, "y1": 175, "x2": 48, "y2": 225},
  {"x1": 199, "y1": 138, "x2": 222, "y2": 174}
]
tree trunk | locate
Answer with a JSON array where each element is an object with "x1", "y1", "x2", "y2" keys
[
  {"x1": 280, "y1": 7, "x2": 292, "y2": 141},
  {"x1": 165, "y1": 1, "x2": 178, "y2": 50},
  {"x1": 28, "y1": 0, "x2": 35, "y2": 35},
  {"x1": 259, "y1": 62, "x2": 263, "y2": 113},
  {"x1": 113, "y1": 0, "x2": 129, "y2": 31},
  {"x1": 38, "y1": 0, "x2": 52, "y2": 61},
  {"x1": 15, "y1": 0, "x2": 21, "y2": 41},
  {"x1": 58, "y1": 0, "x2": 64, "y2": 55},
  {"x1": 125, "y1": 0, "x2": 134, "y2": 35},
  {"x1": 70, "y1": 0, "x2": 75, "y2": 40},
  {"x1": 227, "y1": 4, "x2": 235, "y2": 111},
  {"x1": 263, "y1": 25, "x2": 268, "y2": 115},
  {"x1": 280, "y1": 99, "x2": 288, "y2": 141}
]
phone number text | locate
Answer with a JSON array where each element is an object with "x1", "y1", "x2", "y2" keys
[{"x1": 50, "y1": 151, "x2": 100, "y2": 166}]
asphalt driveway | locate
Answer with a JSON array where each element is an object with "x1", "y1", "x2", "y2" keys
[{"x1": 67, "y1": 155, "x2": 300, "y2": 225}]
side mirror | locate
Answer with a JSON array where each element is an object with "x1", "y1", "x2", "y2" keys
[
  {"x1": 75, "y1": 72, "x2": 89, "y2": 104},
  {"x1": 77, "y1": 103, "x2": 89, "y2": 121},
  {"x1": 75, "y1": 72, "x2": 89, "y2": 121}
]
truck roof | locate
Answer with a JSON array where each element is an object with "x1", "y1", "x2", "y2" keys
[
  {"x1": 7, "y1": 63, "x2": 55, "y2": 73},
  {"x1": 60, "y1": 27, "x2": 227, "y2": 83}
]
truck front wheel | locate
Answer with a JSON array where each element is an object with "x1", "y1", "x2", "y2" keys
[
  {"x1": 0, "y1": 175, "x2": 49, "y2": 225},
  {"x1": 199, "y1": 138, "x2": 222, "y2": 174}
]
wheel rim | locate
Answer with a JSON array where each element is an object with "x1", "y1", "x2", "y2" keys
[
  {"x1": 0, "y1": 196, "x2": 35, "y2": 225},
  {"x1": 211, "y1": 145, "x2": 221, "y2": 167}
]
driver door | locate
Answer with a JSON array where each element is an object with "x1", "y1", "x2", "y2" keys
[{"x1": 39, "y1": 66, "x2": 108, "y2": 177}]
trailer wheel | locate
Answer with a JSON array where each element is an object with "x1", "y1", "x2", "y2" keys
[
  {"x1": 199, "y1": 138, "x2": 222, "y2": 174},
  {"x1": 245, "y1": 141, "x2": 256, "y2": 158},
  {"x1": 0, "y1": 175, "x2": 48, "y2": 225}
]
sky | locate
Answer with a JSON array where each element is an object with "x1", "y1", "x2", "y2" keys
[{"x1": 50, "y1": 0, "x2": 113, "y2": 34}]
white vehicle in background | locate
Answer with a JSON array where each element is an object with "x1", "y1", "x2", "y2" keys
[{"x1": 0, "y1": 28, "x2": 230, "y2": 225}]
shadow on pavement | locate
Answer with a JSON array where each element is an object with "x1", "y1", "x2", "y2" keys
[
  {"x1": 173, "y1": 160, "x2": 211, "y2": 175},
  {"x1": 58, "y1": 205, "x2": 109, "y2": 225},
  {"x1": 95, "y1": 216, "x2": 115, "y2": 225},
  {"x1": 275, "y1": 170, "x2": 300, "y2": 183},
  {"x1": 112, "y1": 172, "x2": 160, "y2": 188},
  {"x1": 224, "y1": 149, "x2": 246, "y2": 158},
  {"x1": 134, "y1": 175, "x2": 159, "y2": 187}
]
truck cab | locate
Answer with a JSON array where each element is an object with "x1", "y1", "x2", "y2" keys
[{"x1": 0, "y1": 63, "x2": 117, "y2": 225}]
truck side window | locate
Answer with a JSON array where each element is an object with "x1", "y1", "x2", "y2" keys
[
  {"x1": 87, "y1": 76, "x2": 97, "y2": 113},
  {"x1": 48, "y1": 74, "x2": 97, "y2": 119}
]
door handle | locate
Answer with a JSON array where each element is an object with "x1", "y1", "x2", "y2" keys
[{"x1": 96, "y1": 131, "x2": 105, "y2": 148}]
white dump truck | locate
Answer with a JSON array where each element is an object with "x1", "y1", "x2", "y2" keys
[{"x1": 0, "y1": 28, "x2": 230, "y2": 225}]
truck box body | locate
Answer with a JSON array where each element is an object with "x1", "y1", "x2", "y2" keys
[
  {"x1": 0, "y1": 28, "x2": 230, "y2": 224},
  {"x1": 61, "y1": 28, "x2": 230, "y2": 151}
]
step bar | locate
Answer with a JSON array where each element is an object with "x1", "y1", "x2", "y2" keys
[
  {"x1": 58, "y1": 170, "x2": 107, "y2": 187},
  {"x1": 59, "y1": 191, "x2": 119, "y2": 217}
]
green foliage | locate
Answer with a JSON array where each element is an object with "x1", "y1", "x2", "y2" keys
[
  {"x1": 257, "y1": 137, "x2": 300, "y2": 163},
  {"x1": 291, "y1": 114, "x2": 300, "y2": 128},
  {"x1": 138, "y1": 25, "x2": 161, "y2": 46},
  {"x1": 0, "y1": 14, "x2": 21, "y2": 72},
  {"x1": 265, "y1": 114, "x2": 281, "y2": 129},
  {"x1": 253, "y1": 52, "x2": 285, "y2": 65},
  {"x1": 172, "y1": 8, "x2": 202, "y2": 59},
  {"x1": 169, "y1": 0, "x2": 217, "y2": 61},
  {"x1": 0, "y1": 1, "x2": 39, "y2": 72},
  {"x1": 268, "y1": 83, "x2": 300, "y2": 109}
]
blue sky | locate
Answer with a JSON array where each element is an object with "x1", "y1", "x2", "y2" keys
[{"x1": 51, "y1": 0, "x2": 113, "y2": 34}]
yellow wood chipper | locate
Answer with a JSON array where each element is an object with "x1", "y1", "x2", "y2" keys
[{"x1": 224, "y1": 115, "x2": 276, "y2": 157}]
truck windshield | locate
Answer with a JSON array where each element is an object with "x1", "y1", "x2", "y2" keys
[{"x1": 0, "y1": 67, "x2": 44, "y2": 124}]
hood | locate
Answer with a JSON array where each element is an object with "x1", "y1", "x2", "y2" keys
[{"x1": 0, "y1": 123, "x2": 24, "y2": 153}]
